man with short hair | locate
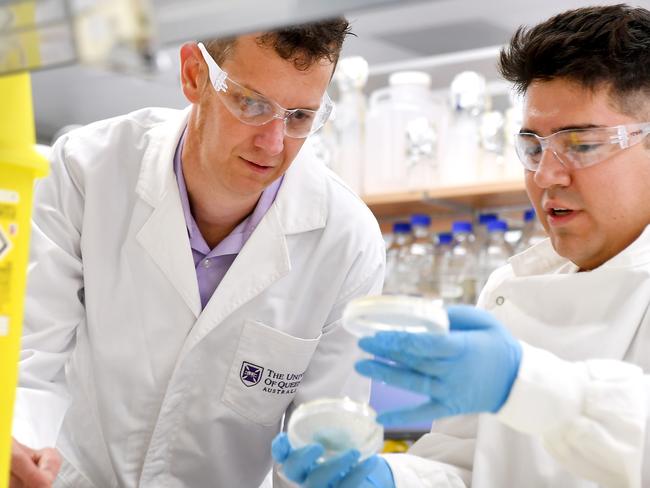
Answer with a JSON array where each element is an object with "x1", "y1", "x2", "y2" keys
[
  {"x1": 10, "y1": 19, "x2": 385, "y2": 487},
  {"x1": 274, "y1": 5, "x2": 650, "y2": 487}
]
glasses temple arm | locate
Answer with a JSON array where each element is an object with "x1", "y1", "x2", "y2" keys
[{"x1": 197, "y1": 42, "x2": 228, "y2": 92}]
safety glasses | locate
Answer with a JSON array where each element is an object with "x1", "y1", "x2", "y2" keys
[
  {"x1": 514, "y1": 122, "x2": 650, "y2": 171},
  {"x1": 197, "y1": 42, "x2": 333, "y2": 139}
]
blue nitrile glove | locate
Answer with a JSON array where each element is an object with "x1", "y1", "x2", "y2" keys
[
  {"x1": 355, "y1": 305, "x2": 522, "y2": 425},
  {"x1": 271, "y1": 432, "x2": 395, "y2": 487}
]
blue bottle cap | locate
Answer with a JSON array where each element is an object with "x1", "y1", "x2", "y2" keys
[
  {"x1": 487, "y1": 219, "x2": 508, "y2": 232},
  {"x1": 478, "y1": 213, "x2": 498, "y2": 224},
  {"x1": 524, "y1": 208, "x2": 536, "y2": 222},
  {"x1": 410, "y1": 214, "x2": 431, "y2": 226},
  {"x1": 393, "y1": 222, "x2": 412, "y2": 234},
  {"x1": 452, "y1": 221, "x2": 473, "y2": 233},
  {"x1": 437, "y1": 232, "x2": 453, "y2": 245}
]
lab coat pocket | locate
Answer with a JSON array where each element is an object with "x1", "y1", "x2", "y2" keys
[{"x1": 222, "y1": 319, "x2": 321, "y2": 426}]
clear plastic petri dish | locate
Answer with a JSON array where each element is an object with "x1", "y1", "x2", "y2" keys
[
  {"x1": 287, "y1": 397, "x2": 384, "y2": 461},
  {"x1": 342, "y1": 294, "x2": 449, "y2": 337}
]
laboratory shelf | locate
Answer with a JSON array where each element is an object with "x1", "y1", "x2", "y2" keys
[{"x1": 362, "y1": 177, "x2": 529, "y2": 221}]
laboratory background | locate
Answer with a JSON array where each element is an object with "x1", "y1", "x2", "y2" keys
[{"x1": 0, "y1": 0, "x2": 638, "y2": 463}]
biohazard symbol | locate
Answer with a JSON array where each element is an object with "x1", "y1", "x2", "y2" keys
[{"x1": 0, "y1": 226, "x2": 10, "y2": 261}]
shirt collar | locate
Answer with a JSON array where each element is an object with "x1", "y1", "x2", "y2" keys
[{"x1": 173, "y1": 128, "x2": 283, "y2": 257}]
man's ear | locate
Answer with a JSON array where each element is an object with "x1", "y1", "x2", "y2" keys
[{"x1": 179, "y1": 43, "x2": 208, "y2": 103}]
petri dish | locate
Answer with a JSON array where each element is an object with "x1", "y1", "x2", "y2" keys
[
  {"x1": 287, "y1": 397, "x2": 384, "y2": 461},
  {"x1": 342, "y1": 294, "x2": 449, "y2": 337}
]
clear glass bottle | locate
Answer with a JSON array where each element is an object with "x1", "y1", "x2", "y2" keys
[
  {"x1": 384, "y1": 222, "x2": 414, "y2": 295},
  {"x1": 445, "y1": 221, "x2": 478, "y2": 304},
  {"x1": 478, "y1": 110, "x2": 507, "y2": 181},
  {"x1": 331, "y1": 56, "x2": 369, "y2": 194},
  {"x1": 431, "y1": 232, "x2": 461, "y2": 304},
  {"x1": 504, "y1": 88, "x2": 526, "y2": 179},
  {"x1": 408, "y1": 214, "x2": 435, "y2": 296},
  {"x1": 364, "y1": 71, "x2": 444, "y2": 194},
  {"x1": 474, "y1": 212, "x2": 498, "y2": 251},
  {"x1": 434, "y1": 232, "x2": 454, "y2": 262},
  {"x1": 441, "y1": 71, "x2": 488, "y2": 186},
  {"x1": 515, "y1": 208, "x2": 547, "y2": 253},
  {"x1": 478, "y1": 219, "x2": 513, "y2": 292}
]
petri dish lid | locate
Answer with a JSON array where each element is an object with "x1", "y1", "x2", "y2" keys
[
  {"x1": 287, "y1": 397, "x2": 384, "y2": 461},
  {"x1": 343, "y1": 295, "x2": 449, "y2": 337}
]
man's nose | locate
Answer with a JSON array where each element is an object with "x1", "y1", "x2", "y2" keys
[
  {"x1": 254, "y1": 118, "x2": 285, "y2": 156},
  {"x1": 533, "y1": 147, "x2": 571, "y2": 189}
]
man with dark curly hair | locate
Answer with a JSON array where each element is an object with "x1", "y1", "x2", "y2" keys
[
  {"x1": 10, "y1": 19, "x2": 386, "y2": 487},
  {"x1": 275, "y1": 4, "x2": 650, "y2": 488}
]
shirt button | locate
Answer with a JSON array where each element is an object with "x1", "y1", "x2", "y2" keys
[
  {"x1": 203, "y1": 259, "x2": 211, "y2": 268},
  {"x1": 496, "y1": 296, "x2": 505, "y2": 306}
]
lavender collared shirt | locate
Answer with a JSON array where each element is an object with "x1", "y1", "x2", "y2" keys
[{"x1": 173, "y1": 131, "x2": 283, "y2": 309}]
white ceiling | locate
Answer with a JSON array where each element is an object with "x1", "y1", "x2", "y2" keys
[{"x1": 31, "y1": 0, "x2": 645, "y2": 142}]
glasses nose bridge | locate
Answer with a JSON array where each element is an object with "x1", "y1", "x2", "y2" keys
[
  {"x1": 534, "y1": 133, "x2": 571, "y2": 172},
  {"x1": 263, "y1": 112, "x2": 289, "y2": 139},
  {"x1": 269, "y1": 106, "x2": 292, "y2": 127},
  {"x1": 537, "y1": 133, "x2": 554, "y2": 153},
  {"x1": 536, "y1": 133, "x2": 567, "y2": 167}
]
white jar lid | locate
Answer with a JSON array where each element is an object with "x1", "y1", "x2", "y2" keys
[
  {"x1": 388, "y1": 70, "x2": 431, "y2": 87},
  {"x1": 343, "y1": 295, "x2": 449, "y2": 337},
  {"x1": 335, "y1": 56, "x2": 369, "y2": 89},
  {"x1": 287, "y1": 397, "x2": 384, "y2": 461}
]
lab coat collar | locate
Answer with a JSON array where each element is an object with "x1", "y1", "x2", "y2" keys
[
  {"x1": 135, "y1": 107, "x2": 328, "y2": 234},
  {"x1": 177, "y1": 138, "x2": 329, "y2": 358},
  {"x1": 509, "y1": 239, "x2": 576, "y2": 277},
  {"x1": 182, "y1": 141, "x2": 329, "y2": 349},
  {"x1": 599, "y1": 224, "x2": 650, "y2": 270},
  {"x1": 133, "y1": 108, "x2": 329, "y2": 328},
  {"x1": 135, "y1": 107, "x2": 201, "y2": 317},
  {"x1": 273, "y1": 140, "x2": 328, "y2": 235},
  {"x1": 510, "y1": 223, "x2": 650, "y2": 277},
  {"x1": 136, "y1": 107, "x2": 191, "y2": 206}
]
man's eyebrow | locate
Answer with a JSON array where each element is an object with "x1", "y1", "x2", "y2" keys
[
  {"x1": 231, "y1": 77, "x2": 321, "y2": 112},
  {"x1": 519, "y1": 124, "x2": 605, "y2": 135}
]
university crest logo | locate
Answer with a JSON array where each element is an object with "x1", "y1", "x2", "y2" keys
[{"x1": 240, "y1": 361, "x2": 264, "y2": 387}]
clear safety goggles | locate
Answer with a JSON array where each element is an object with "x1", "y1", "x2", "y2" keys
[
  {"x1": 514, "y1": 122, "x2": 650, "y2": 171},
  {"x1": 197, "y1": 42, "x2": 333, "y2": 139}
]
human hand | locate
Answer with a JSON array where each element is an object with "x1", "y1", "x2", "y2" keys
[
  {"x1": 271, "y1": 433, "x2": 394, "y2": 487},
  {"x1": 355, "y1": 305, "x2": 522, "y2": 425},
  {"x1": 10, "y1": 437, "x2": 61, "y2": 488}
]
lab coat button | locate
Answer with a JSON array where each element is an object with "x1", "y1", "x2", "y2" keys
[{"x1": 496, "y1": 296, "x2": 505, "y2": 305}]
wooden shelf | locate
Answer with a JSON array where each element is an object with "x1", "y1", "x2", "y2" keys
[{"x1": 363, "y1": 178, "x2": 530, "y2": 220}]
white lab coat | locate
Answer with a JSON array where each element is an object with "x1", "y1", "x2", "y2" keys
[
  {"x1": 13, "y1": 107, "x2": 386, "y2": 487},
  {"x1": 385, "y1": 228, "x2": 650, "y2": 488}
]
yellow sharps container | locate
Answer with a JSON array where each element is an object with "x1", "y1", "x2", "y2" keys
[{"x1": 0, "y1": 72, "x2": 49, "y2": 487}]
